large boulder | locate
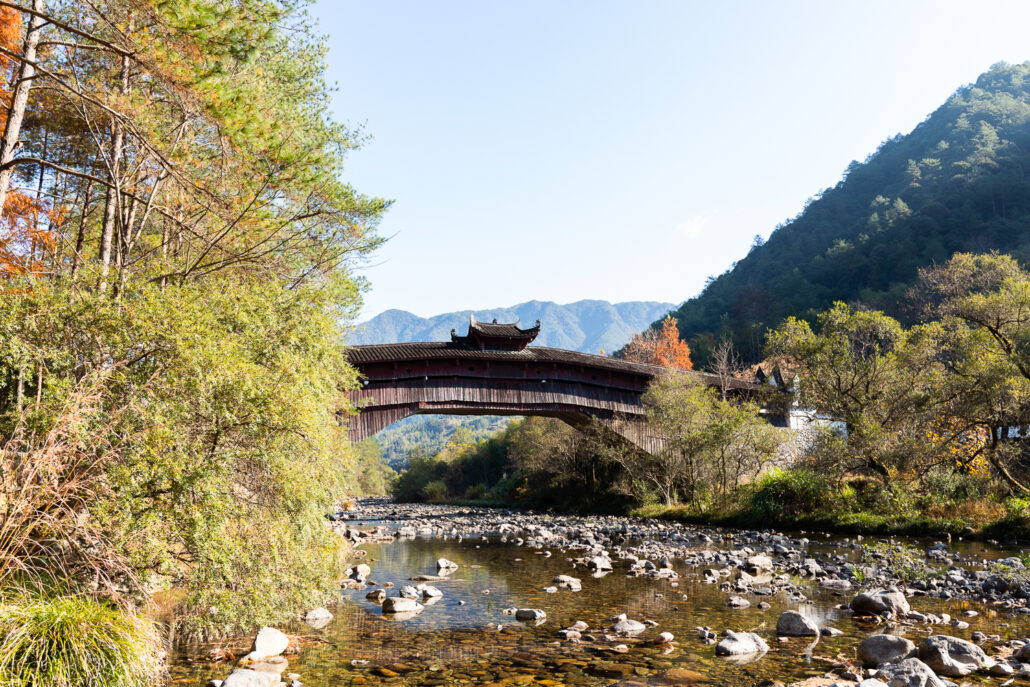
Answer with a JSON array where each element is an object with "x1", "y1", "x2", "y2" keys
[
  {"x1": 715, "y1": 630, "x2": 768, "y2": 656},
  {"x1": 851, "y1": 589, "x2": 910, "y2": 617},
  {"x1": 775, "y1": 610, "x2": 818, "y2": 636},
  {"x1": 382, "y1": 597, "x2": 423, "y2": 614},
  {"x1": 873, "y1": 658, "x2": 945, "y2": 687},
  {"x1": 859, "y1": 634, "x2": 917, "y2": 667},
  {"x1": 243, "y1": 627, "x2": 289, "y2": 662},
  {"x1": 918, "y1": 634, "x2": 993, "y2": 677},
  {"x1": 221, "y1": 669, "x2": 281, "y2": 687}
]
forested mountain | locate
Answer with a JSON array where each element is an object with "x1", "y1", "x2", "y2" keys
[
  {"x1": 351, "y1": 299, "x2": 674, "y2": 353},
  {"x1": 352, "y1": 299, "x2": 673, "y2": 466},
  {"x1": 663, "y1": 61, "x2": 1030, "y2": 365}
]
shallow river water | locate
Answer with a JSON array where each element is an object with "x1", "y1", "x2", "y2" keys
[{"x1": 169, "y1": 507, "x2": 1030, "y2": 686}]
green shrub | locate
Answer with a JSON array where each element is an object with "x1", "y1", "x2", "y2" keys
[
  {"x1": 0, "y1": 594, "x2": 163, "y2": 687},
  {"x1": 421, "y1": 480, "x2": 450, "y2": 503},
  {"x1": 748, "y1": 467, "x2": 834, "y2": 519}
]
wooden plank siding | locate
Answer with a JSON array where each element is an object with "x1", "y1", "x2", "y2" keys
[{"x1": 345, "y1": 343, "x2": 765, "y2": 455}]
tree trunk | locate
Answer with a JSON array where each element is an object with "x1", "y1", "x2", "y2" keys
[
  {"x1": 0, "y1": 0, "x2": 45, "y2": 217},
  {"x1": 98, "y1": 50, "x2": 130, "y2": 292}
]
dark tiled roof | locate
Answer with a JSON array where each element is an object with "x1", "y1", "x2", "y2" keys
[
  {"x1": 469, "y1": 320, "x2": 540, "y2": 337},
  {"x1": 346, "y1": 342, "x2": 759, "y2": 390}
]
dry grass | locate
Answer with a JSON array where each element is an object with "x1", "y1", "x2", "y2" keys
[{"x1": 0, "y1": 377, "x2": 139, "y2": 606}]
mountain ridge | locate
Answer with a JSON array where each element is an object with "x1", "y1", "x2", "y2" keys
[
  {"x1": 654, "y1": 61, "x2": 1030, "y2": 365},
  {"x1": 350, "y1": 299, "x2": 676, "y2": 355}
]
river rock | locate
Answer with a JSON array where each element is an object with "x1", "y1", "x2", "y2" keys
[
  {"x1": 366, "y1": 589, "x2": 386, "y2": 603},
  {"x1": 221, "y1": 669, "x2": 280, "y2": 687},
  {"x1": 851, "y1": 589, "x2": 910, "y2": 617},
  {"x1": 715, "y1": 630, "x2": 768, "y2": 656},
  {"x1": 612, "y1": 618, "x2": 646, "y2": 636},
  {"x1": 421, "y1": 585, "x2": 443, "y2": 599},
  {"x1": 515, "y1": 608, "x2": 546, "y2": 621},
  {"x1": 589, "y1": 555, "x2": 613, "y2": 571},
  {"x1": 554, "y1": 574, "x2": 582, "y2": 591},
  {"x1": 304, "y1": 607, "x2": 332, "y2": 621},
  {"x1": 382, "y1": 597, "x2": 423, "y2": 613},
  {"x1": 918, "y1": 634, "x2": 992, "y2": 677},
  {"x1": 775, "y1": 610, "x2": 818, "y2": 636},
  {"x1": 243, "y1": 627, "x2": 289, "y2": 662},
  {"x1": 437, "y1": 558, "x2": 458, "y2": 570},
  {"x1": 398, "y1": 585, "x2": 419, "y2": 599},
  {"x1": 745, "y1": 554, "x2": 773, "y2": 574},
  {"x1": 873, "y1": 657, "x2": 945, "y2": 687},
  {"x1": 726, "y1": 595, "x2": 750, "y2": 608},
  {"x1": 858, "y1": 634, "x2": 916, "y2": 666},
  {"x1": 655, "y1": 631, "x2": 674, "y2": 644}
]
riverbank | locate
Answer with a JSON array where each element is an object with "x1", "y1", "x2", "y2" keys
[{"x1": 631, "y1": 503, "x2": 1030, "y2": 542}]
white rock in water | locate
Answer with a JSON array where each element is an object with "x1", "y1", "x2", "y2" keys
[
  {"x1": 243, "y1": 627, "x2": 289, "y2": 662},
  {"x1": 655, "y1": 632, "x2": 674, "y2": 644},
  {"x1": 715, "y1": 630, "x2": 768, "y2": 656},
  {"x1": 382, "y1": 597, "x2": 424, "y2": 613},
  {"x1": 514, "y1": 608, "x2": 546, "y2": 621},
  {"x1": 437, "y1": 558, "x2": 459, "y2": 570},
  {"x1": 553, "y1": 575, "x2": 582, "y2": 591},
  {"x1": 613, "y1": 618, "x2": 646, "y2": 636},
  {"x1": 304, "y1": 607, "x2": 332, "y2": 621},
  {"x1": 421, "y1": 585, "x2": 443, "y2": 598},
  {"x1": 221, "y1": 669, "x2": 281, "y2": 687}
]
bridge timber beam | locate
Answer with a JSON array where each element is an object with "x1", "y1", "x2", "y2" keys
[{"x1": 345, "y1": 323, "x2": 766, "y2": 455}]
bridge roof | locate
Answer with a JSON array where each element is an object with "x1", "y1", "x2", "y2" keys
[{"x1": 346, "y1": 342, "x2": 758, "y2": 390}]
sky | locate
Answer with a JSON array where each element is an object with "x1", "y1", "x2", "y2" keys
[{"x1": 312, "y1": 0, "x2": 1030, "y2": 321}]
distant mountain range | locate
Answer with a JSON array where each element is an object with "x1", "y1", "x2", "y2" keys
[
  {"x1": 349, "y1": 299, "x2": 676, "y2": 354},
  {"x1": 350, "y1": 299, "x2": 675, "y2": 467}
]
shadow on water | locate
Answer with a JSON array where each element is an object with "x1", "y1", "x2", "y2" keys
[{"x1": 169, "y1": 530, "x2": 1030, "y2": 686}]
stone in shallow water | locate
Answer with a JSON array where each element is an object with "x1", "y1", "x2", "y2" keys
[
  {"x1": 851, "y1": 589, "x2": 910, "y2": 617},
  {"x1": 715, "y1": 630, "x2": 768, "y2": 656},
  {"x1": 220, "y1": 669, "x2": 280, "y2": 687},
  {"x1": 858, "y1": 634, "x2": 916, "y2": 667},
  {"x1": 514, "y1": 608, "x2": 546, "y2": 621},
  {"x1": 917, "y1": 634, "x2": 992, "y2": 677},
  {"x1": 243, "y1": 627, "x2": 289, "y2": 662},
  {"x1": 873, "y1": 657, "x2": 945, "y2": 687},
  {"x1": 612, "y1": 618, "x2": 646, "y2": 636},
  {"x1": 553, "y1": 574, "x2": 582, "y2": 591},
  {"x1": 382, "y1": 597, "x2": 423, "y2": 613},
  {"x1": 776, "y1": 610, "x2": 818, "y2": 636}
]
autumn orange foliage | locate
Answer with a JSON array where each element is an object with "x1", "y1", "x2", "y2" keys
[
  {"x1": 0, "y1": 8, "x2": 62, "y2": 279},
  {"x1": 623, "y1": 315, "x2": 694, "y2": 370}
]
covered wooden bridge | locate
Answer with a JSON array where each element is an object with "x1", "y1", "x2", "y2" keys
[{"x1": 345, "y1": 318, "x2": 766, "y2": 454}]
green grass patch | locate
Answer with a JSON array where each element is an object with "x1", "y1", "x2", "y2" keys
[{"x1": 0, "y1": 594, "x2": 163, "y2": 687}]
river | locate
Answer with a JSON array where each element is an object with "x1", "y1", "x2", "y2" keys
[{"x1": 169, "y1": 500, "x2": 1030, "y2": 686}]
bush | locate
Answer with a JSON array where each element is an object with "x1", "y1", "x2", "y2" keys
[
  {"x1": 748, "y1": 467, "x2": 834, "y2": 519},
  {"x1": 0, "y1": 594, "x2": 163, "y2": 687},
  {"x1": 421, "y1": 480, "x2": 449, "y2": 503}
]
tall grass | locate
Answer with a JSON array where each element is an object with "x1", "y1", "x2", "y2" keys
[{"x1": 0, "y1": 594, "x2": 163, "y2": 687}]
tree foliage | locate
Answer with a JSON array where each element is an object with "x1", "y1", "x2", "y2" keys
[
  {"x1": 0, "y1": 0, "x2": 387, "y2": 633},
  {"x1": 622, "y1": 315, "x2": 694, "y2": 369},
  {"x1": 657, "y1": 62, "x2": 1030, "y2": 366}
]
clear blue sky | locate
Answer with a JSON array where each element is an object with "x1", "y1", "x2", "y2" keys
[{"x1": 312, "y1": 0, "x2": 1030, "y2": 321}]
